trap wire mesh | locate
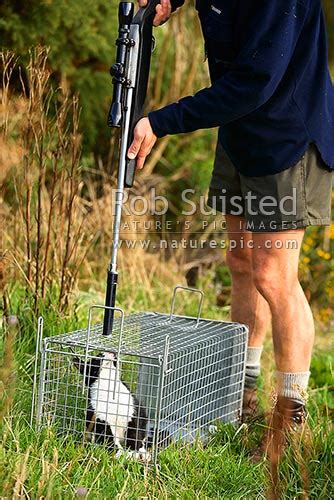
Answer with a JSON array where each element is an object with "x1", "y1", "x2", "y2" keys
[{"x1": 32, "y1": 287, "x2": 248, "y2": 464}]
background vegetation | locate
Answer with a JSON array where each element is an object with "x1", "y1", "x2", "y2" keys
[{"x1": 1, "y1": 1, "x2": 333, "y2": 498}]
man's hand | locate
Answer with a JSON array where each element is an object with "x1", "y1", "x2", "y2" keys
[
  {"x1": 138, "y1": 0, "x2": 172, "y2": 26},
  {"x1": 127, "y1": 118, "x2": 157, "y2": 169}
]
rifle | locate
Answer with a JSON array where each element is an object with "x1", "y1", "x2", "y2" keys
[{"x1": 103, "y1": 0, "x2": 159, "y2": 336}]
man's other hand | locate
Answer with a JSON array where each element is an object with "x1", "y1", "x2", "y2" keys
[
  {"x1": 138, "y1": 0, "x2": 172, "y2": 26},
  {"x1": 127, "y1": 117, "x2": 157, "y2": 169}
]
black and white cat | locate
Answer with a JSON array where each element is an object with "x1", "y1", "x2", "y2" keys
[{"x1": 73, "y1": 352, "x2": 151, "y2": 462}]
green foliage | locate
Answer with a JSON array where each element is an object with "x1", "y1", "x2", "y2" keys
[
  {"x1": 299, "y1": 213, "x2": 334, "y2": 326},
  {"x1": 0, "y1": 0, "x2": 119, "y2": 151},
  {"x1": 310, "y1": 349, "x2": 334, "y2": 390}
]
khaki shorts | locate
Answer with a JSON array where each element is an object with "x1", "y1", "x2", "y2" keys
[{"x1": 207, "y1": 143, "x2": 333, "y2": 232}]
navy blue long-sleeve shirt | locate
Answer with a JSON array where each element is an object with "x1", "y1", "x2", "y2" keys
[{"x1": 148, "y1": 0, "x2": 334, "y2": 176}]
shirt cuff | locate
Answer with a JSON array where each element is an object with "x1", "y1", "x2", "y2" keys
[{"x1": 148, "y1": 103, "x2": 184, "y2": 138}]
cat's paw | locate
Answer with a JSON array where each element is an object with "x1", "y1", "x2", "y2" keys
[
  {"x1": 115, "y1": 448, "x2": 128, "y2": 459},
  {"x1": 138, "y1": 447, "x2": 152, "y2": 463},
  {"x1": 116, "y1": 448, "x2": 151, "y2": 463},
  {"x1": 208, "y1": 425, "x2": 218, "y2": 435}
]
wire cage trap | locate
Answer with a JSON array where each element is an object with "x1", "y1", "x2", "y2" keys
[{"x1": 32, "y1": 286, "x2": 248, "y2": 464}]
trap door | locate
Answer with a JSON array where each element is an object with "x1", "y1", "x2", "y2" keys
[{"x1": 38, "y1": 342, "x2": 90, "y2": 440}]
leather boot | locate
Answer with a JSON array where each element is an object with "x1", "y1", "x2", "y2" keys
[{"x1": 242, "y1": 386, "x2": 263, "y2": 423}]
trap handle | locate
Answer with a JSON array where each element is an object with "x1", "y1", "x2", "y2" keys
[{"x1": 169, "y1": 285, "x2": 204, "y2": 328}]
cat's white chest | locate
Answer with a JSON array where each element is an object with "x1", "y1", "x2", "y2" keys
[{"x1": 90, "y1": 362, "x2": 134, "y2": 442}]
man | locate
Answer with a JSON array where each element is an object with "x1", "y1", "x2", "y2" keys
[{"x1": 128, "y1": 0, "x2": 334, "y2": 435}]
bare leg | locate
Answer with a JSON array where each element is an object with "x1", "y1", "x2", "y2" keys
[
  {"x1": 251, "y1": 230, "x2": 314, "y2": 372},
  {"x1": 251, "y1": 231, "x2": 314, "y2": 490},
  {"x1": 225, "y1": 215, "x2": 271, "y2": 421},
  {"x1": 225, "y1": 215, "x2": 271, "y2": 346}
]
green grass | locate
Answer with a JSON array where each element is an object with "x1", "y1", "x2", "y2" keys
[
  {"x1": 1, "y1": 280, "x2": 333, "y2": 499},
  {"x1": 1, "y1": 394, "x2": 332, "y2": 498}
]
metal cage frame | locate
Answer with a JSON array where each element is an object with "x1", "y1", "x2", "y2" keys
[{"x1": 31, "y1": 286, "x2": 248, "y2": 465}]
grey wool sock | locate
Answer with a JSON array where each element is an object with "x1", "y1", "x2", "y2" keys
[
  {"x1": 245, "y1": 346, "x2": 263, "y2": 389},
  {"x1": 276, "y1": 371, "x2": 310, "y2": 404}
]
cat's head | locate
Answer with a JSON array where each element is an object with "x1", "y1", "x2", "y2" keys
[
  {"x1": 100, "y1": 351, "x2": 118, "y2": 370},
  {"x1": 73, "y1": 351, "x2": 117, "y2": 386}
]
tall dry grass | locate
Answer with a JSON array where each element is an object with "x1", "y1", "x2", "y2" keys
[
  {"x1": 1, "y1": 14, "x2": 210, "y2": 317},
  {"x1": 2, "y1": 48, "x2": 95, "y2": 313}
]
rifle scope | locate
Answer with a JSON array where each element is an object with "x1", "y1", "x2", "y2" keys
[{"x1": 108, "y1": 2, "x2": 134, "y2": 128}]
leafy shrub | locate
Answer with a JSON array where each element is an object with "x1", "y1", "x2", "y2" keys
[
  {"x1": 0, "y1": 0, "x2": 118, "y2": 151},
  {"x1": 299, "y1": 197, "x2": 334, "y2": 328}
]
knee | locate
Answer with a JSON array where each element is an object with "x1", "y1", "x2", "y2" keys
[
  {"x1": 252, "y1": 254, "x2": 295, "y2": 303},
  {"x1": 226, "y1": 248, "x2": 252, "y2": 278},
  {"x1": 253, "y1": 272, "x2": 275, "y2": 303}
]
